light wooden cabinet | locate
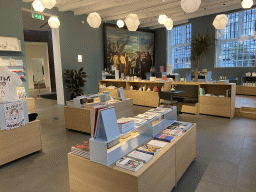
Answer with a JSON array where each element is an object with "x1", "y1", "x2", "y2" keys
[
  {"x1": 127, "y1": 90, "x2": 145, "y2": 105},
  {"x1": 199, "y1": 83, "x2": 236, "y2": 118},
  {"x1": 236, "y1": 85, "x2": 256, "y2": 96}
]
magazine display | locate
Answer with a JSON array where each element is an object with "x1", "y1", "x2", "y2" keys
[
  {"x1": 127, "y1": 150, "x2": 153, "y2": 163},
  {"x1": 116, "y1": 157, "x2": 143, "y2": 172},
  {"x1": 71, "y1": 141, "x2": 90, "y2": 159},
  {"x1": 136, "y1": 144, "x2": 161, "y2": 155}
]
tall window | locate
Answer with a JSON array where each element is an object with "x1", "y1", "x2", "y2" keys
[
  {"x1": 168, "y1": 24, "x2": 192, "y2": 69},
  {"x1": 216, "y1": 9, "x2": 256, "y2": 67}
]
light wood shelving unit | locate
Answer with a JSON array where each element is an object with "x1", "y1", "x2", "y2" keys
[
  {"x1": 0, "y1": 120, "x2": 42, "y2": 166},
  {"x1": 236, "y1": 85, "x2": 256, "y2": 96},
  {"x1": 64, "y1": 98, "x2": 133, "y2": 134},
  {"x1": 68, "y1": 123, "x2": 197, "y2": 192},
  {"x1": 199, "y1": 83, "x2": 236, "y2": 118}
]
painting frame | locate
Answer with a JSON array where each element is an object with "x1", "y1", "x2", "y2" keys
[{"x1": 103, "y1": 23, "x2": 155, "y2": 78}]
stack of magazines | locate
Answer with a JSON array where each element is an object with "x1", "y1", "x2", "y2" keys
[
  {"x1": 116, "y1": 157, "x2": 143, "y2": 172},
  {"x1": 117, "y1": 118, "x2": 134, "y2": 134},
  {"x1": 71, "y1": 141, "x2": 90, "y2": 159}
]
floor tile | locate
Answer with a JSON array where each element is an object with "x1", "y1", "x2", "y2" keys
[
  {"x1": 195, "y1": 180, "x2": 236, "y2": 192},
  {"x1": 236, "y1": 164, "x2": 256, "y2": 191}
]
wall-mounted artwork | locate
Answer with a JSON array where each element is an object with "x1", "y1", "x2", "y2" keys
[
  {"x1": 0, "y1": 36, "x2": 20, "y2": 52},
  {"x1": 104, "y1": 24, "x2": 154, "y2": 79}
]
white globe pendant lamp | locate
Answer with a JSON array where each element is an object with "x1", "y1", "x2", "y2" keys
[
  {"x1": 125, "y1": 14, "x2": 140, "y2": 31},
  {"x1": 164, "y1": 18, "x2": 173, "y2": 30},
  {"x1": 158, "y1": 15, "x2": 168, "y2": 24},
  {"x1": 213, "y1": 14, "x2": 229, "y2": 29},
  {"x1": 241, "y1": 0, "x2": 253, "y2": 9},
  {"x1": 40, "y1": 0, "x2": 56, "y2": 9},
  {"x1": 32, "y1": 0, "x2": 45, "y2": 12},
  {"x1": 180, "y1": 0, "x2": 201, "y2": 13},
  {"x1": 48, "y1": 16, "x2": 60, "y2": 28},
  {"x1": 87, "y1": 12, "x2": 102, "y2": 28},
  {"x1": 117, "y1": 20, "x2": 124, "y2": 28}
]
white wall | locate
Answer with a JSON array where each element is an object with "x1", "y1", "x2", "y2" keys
[{"x1": 24, "y1": 42, "x2": 51, "y2": 89}]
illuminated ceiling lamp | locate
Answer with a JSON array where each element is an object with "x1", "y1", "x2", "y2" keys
[
  {"x1": 213, "y1": 14, "x2": 229, "y2": 29},
  {"x1": 158, "y1": 15, "x2": 168, "y2": 24},
  {"x1": 125, "y1": 14, "x2": 140, "y2": 31},
  {"x1": 241, "y1": 0, "x2": 253, "y2": 9},
  {"x1": 87, "y1": 12, "x2": 102, "y2": 28},
  {"x1": 48, "y1": 16, "x2": 60, "y2": 28},
  {"x1": 41, "y1": 0, "x2": 56, "y2": 9},
  {"x1": 117, "y1": 20, "x2": 124, "y2": 28},
  {"x1": 32, "y1": 0, "x2": 45, "y2": 12},
  {"x1": 164, "y1": 18, "x2": 173, "y2": 30},
  {"x1": 180, "y1": 0, "x2": 201, "y2": 13}
]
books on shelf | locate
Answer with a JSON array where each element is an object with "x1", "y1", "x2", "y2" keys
[
  {"x1": 116, "y1": 157, "x2": 143, "y2": 172},
  {"x1": 147, "y1": 140, "x2": 167, "y2": 148},
  {"x1": 127, "y1": 118, "x2": 147, "y2": 126},
  {"x1": 127, "y1": 150, "x2": 153, "y2": 163},
  {"x1": 117, "y1": 118, "x2": 134, "y2": 134},
  {"x1": 71, "y1": 141, "x2": 90, "y2": 159},
  {"x1": 171, "y1": 130, "x2": 182, "y2": 137},
  {"x1": 107, "y1": 137, "x2": 120, "y2": 149},
  {"x1": 154, "y1": 134, "x2": 175, "y2": 143},
  {"x1": 120, "y1": 131, "x2": 131, "y2": 139},
  {"x1": 136, "y1": 144, "x2": 161, "y2": 155}
]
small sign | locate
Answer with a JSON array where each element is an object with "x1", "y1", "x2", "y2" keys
[{"x1": 32, "y1": 14, "x2": 44, "y2": 20}]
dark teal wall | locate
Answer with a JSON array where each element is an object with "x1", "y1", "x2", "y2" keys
[
  {"x1": 157, "y1": 8, "x2": 256, "y2": 82},
  {"x1": 155, "y1": 28, "x2": 167, "y2": 72},
  {"x1": 0, "y1": 0, "x2": 29, "y2": 94}
]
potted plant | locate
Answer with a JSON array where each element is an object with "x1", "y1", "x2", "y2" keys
[
  {"x1": 191, "y1": 31, "x2": 214, "y2": 82},
  {"x1": 63, "y1": 67, "x2": 88, "y2": 100}
]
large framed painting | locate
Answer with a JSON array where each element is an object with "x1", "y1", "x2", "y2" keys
[{"x1": 104, "y1": 23, "x2": 155, "y2": 79}]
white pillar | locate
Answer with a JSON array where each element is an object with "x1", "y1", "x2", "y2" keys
[{"x1": 52, "y1": 28, "x2": 65, "y2": 105}]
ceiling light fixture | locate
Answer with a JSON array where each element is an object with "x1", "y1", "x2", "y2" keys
[
  {"x1": 164, "y1": 18, "x2": 173, "y2": 30},
  {"x1": 158, "y1": 15, "x2": 168, "y2": 24},
  {"x1": 40, "y1": 0, "x2": 56, "y2": 9},
  {"x1": 32, "y1": 0, "x2": 45, "y2": 12},
  {"x1": 180, "y1": 0, "x2": 201, "y2": 13},
  {"x1": 117, "y1": 20, "x2": 124, "y2": 28},
  {"x1": 241, "y1": 0, "x2": 253, "y2": 9},
  {"x1": 125, "y1": 14, "x2": 140, "y2": 31},
  {"x1": 213, "y1": 14, "x2": 229, "y2": 29},
  {"x1": 87, "y1": 12, "x2": 102, "y2": 28},
  {"x1": 48, "y1": 16, "x2": 60, "y2": 28}
]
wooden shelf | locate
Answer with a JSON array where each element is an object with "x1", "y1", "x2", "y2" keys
[{"x1": 236, "y1": 85, "x2": 256, "y2": 96}]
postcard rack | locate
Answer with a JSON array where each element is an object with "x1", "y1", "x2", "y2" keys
[{"x1": 89, "y1": 106, "x2": 177, "y2": 166}]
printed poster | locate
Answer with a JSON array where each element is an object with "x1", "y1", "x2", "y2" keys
[{"x1": 4, "y1": 100, "x2": 25, "y2": 130}]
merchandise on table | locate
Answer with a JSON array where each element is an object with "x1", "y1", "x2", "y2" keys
[
  {"x1": 107, "y1": 137, "x2": 120, "y2": 149},
  {"x1": 170, "y1": 130, "x2": 182, "y2": 137},
  {"x1": 147, "y1": 140, "x2": 167, "y2": 148},
  {"x1": 154, "y1": 134, "x2": 175, "y2": 142},
  {"x1": 71, "y1": 141, "x2": 90, "y2": 159},
  {"x1": 127, "y1": 150, "x2": 153, "y2": 163},
  {"x1": 116, "y1": 157, "x2": 143, "y2": 172},
  {"x1": 117, "y1": 118, "x2": 134, "y2": 134},
  {"x1": 136, "y1": 144, "x2": 161, "y2": 155},
  {"x1": 120, "y1": 131, "x2": 131, "y2": 139}
]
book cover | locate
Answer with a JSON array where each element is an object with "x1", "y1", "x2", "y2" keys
[
  {"x1": 116, "y1": 157, "x2": 143, "y2": 172},
  {"x1": 154, "y1": 134, "x2": 175, "y2": 142},
  {"x1": 72, "y1": 140, "x2": 90, "y2": 153},
  {"x1": 136, "y1": 144, "x2": 161, "y2": 155},
  {"x1": 127, "y1": 151, "x2": 153, "y2": 163},
  {"x1": 147, "y1": 140, "x2": 167, "y2": 148}
]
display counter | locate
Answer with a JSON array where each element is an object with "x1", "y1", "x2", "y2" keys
[
  {"x1": 236, "y1": 85, "x2": 256, "y2": 96},
  {"x1": 0, "y1": 120, "x2": 42, "y2": 166},
  {"x1": 64, "y1": 98, "x2": 133, "y2": 134},
  {"x1": 68, "y1": 123, "x2": 197, "y2": 192}
]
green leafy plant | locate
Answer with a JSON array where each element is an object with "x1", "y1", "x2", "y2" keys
[
  {"x1": 63, "y1": 67, "x2": 88, "y2": 100},
  {"x1": 191, "y1": 31, "x2": 214, "y2": 81}
]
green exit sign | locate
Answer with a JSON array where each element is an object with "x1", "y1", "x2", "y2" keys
[{"x1": 32, "y1": 13, "x2": 44, "y2": 20}]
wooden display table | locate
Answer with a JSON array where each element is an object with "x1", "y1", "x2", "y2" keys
[
  {"x1": 199, "y1": 83, "x2": 236, "y2": 118},
  {"x1": 64, "y1": 98, "x2": 133, "y2": 134},
  {"x1": 0, "y1": 120, "x2": 42, "y2": 166},
  {"x1": 25, "y1": 97, "x2": 36, "y2": 113},
  {"x1": 68, "y1": 124, "x2": 197, "y2": 192},
  {"x1": 236, "y1": 85, "x2": 256, "y2": 96}
]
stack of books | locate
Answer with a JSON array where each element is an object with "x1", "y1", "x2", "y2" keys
[
  {"x1": 116, "y1": 157, "x2": 143, "y2": 172},
  {"x1": 136, "y1": 144, "x2": 161, "y2": 155},
  {"x1": 107, "y1": 137, "x2": 120, "y2": 149},
  {"x1": 128, "y1": 118, "x2": 147, "y2": 127},
  {"x1": 117, "y1": 118, "x2": 134, "y2": 134},
  {"x1": 127, "y1": 150, "x2": 153, "y2": 163},
  {"x1": 147, "y1": 140, "x2": 167, "y2": 148},
  {"x1": 71, "y1": 141, "x2": 90, "y2": 159},
  {"x1": 154, "y1": 134, "x2": 175, "y2": 142}
]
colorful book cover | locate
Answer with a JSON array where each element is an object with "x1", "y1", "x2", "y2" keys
[
  {"x1": 72, "y1": 141, "x2": 89, "y2": 153},
  {"x1": 136, "y1": 144, "x2": 161, "y2": 155},
  {"x1": 16, "y1": 87, "x2": 26, "y2": 99},
  {"x1": 116, "y1": 157, "x2": 143, "y2": 172},
  {"x1": 154, "y1": 134, "x2": 175, "y2": 142}
]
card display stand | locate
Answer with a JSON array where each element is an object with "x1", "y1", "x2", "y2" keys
[
  {"x1": 0, "y1": 120, "x2": 42, "y2": 166},
  {"x1": 68, "y1": 118, "x2": 196, "y2": 192},
  {"x1": 90, "y1": 107, "x2": 177, "y2": 166},
  {"x1": 64, "y1": 98, "x2": 133, "y2": 134}
]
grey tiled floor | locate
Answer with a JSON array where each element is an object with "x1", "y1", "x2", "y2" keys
[{"x1": 0, "y1": 99, "x2": 255, "y2": 192}]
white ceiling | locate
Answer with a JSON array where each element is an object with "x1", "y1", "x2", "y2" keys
[{"x1": 22, "y1": 0, "x2": 255, "y2": 29}]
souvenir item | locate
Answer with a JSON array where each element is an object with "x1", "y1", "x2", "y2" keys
[{"x1": 153, "y1": 86, "x2": 158, "y2": 92}]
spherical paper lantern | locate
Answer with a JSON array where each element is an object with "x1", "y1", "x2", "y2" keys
[
  {"x1": 164, "y1": 18, "x2": 173, "y2": 30},
  {"x1": 87, "y1": 12, "x2": 102, "y2": 28},
  {"x1": 48, "y1": 16, "x2": 60, "y2": 28},
  {"x1": 158, "y1": 15, "x2": 168, "y2": 24},
  {"x1": 117, "y1": 20, "x2": 124, "y2": 28},
  {"x1": 40, "y1": 0, "x2": 56, "y2": 9},
  {"x1": 241, "y1": 0, "x2": 253, "y2": 9},
  {"x1": 32, "y1": 0, "x2": 45, "y2": 12},
  {"x1": 213, "y1": 14, "x2": 229, "y2": 29},
  {"x1": 180, "y1": 0, "x2": 201, "y2": 13},
  {"x1": 125, "y1": 14, "x2": 140, "y2": 31}
]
